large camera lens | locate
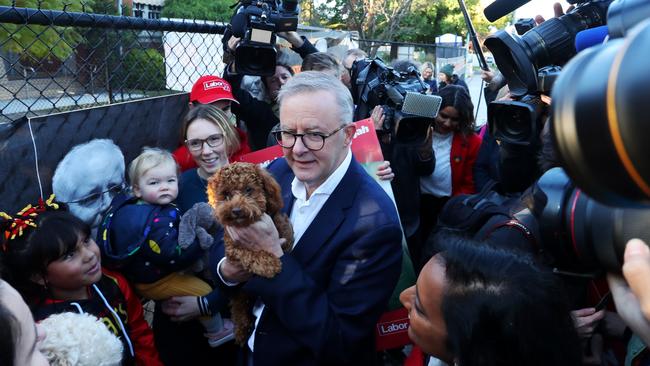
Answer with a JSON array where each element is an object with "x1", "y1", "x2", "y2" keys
[
  {"x1": 485, "y1": 1, "x2": 610, "y2": 96},
  {"x1": 235, "y1": 45, "x2": 277, "y2": 76},
  {"x1": 552, "y1": 20, "x2": 650, "y2": 206},
  {"x1": 534, "y1": 168, "x2": 650, "y2": 273},
  {"x1": 488, "y1": 100, "x2": 537, "y2": 145}
]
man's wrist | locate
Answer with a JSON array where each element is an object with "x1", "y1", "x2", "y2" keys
[{"x1": 217, "y1": 257, "x2": 241, "y2": 286}]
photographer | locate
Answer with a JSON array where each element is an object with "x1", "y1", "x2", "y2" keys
[
  {"x1": 223, "y1": 31, "x2": 317, "y2": 150},
  {"x1": 371, "y1": 105, "x2": 434, "y2": 271}
]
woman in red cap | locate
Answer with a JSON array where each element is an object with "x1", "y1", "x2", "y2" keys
[{"x1": 172, "y1": 75, "x2": 251, "y2": 172}]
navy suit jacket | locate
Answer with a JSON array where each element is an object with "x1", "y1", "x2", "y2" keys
[{"x1": 242, "y1": 157, "x2": 403, "y2": 366}]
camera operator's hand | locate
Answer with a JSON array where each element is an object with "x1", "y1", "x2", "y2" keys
[
  {"x1": 607, "y1": 271, "x2": 650, "y2": 346},
  {"x1": 623, "y1": 239, "x2": 650, "y2": 321},
  {"x1": 481, "y1": 69, "x2": 496, "y2": 83},
  {"x1": 227, "y1": 36, "x2": 241, "y2": 53},
  {"x1": 225, "y1": 36, "x2": 241, "y2": 72},
  {"x1": 571, "y1": 307, "x2": 605, "y2": 339},
  {"x1": 417, "y1": 126, "x2": 434, "y2": 161},
  {"x1": 535, "y1": 2, "x2": 575, "y2": 25},
  {"x1": 277, "y1": 31, "x2": 304, "y2": 48},
  {"x1": 371, "y1": 105, "x2": 385, "y2": 130}
]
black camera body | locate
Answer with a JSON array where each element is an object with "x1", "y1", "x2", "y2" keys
[
  {"x1": 485, "y1": 0, "x2": 611, "y2": 97},
  {"x1": 477, "y1": 0, "x2": 650, "y2": 272},
  {"x1": 484, "y1": 0, "x2": 611, "y2": 147},
  {"x1": 227, "y1": 0, "x2": 299, "y2": 76},
  {"x1": 485, "y1": 0, "x2": 608, "y2": 145},
  {"x1": 350, "y1": 58, "x2": 441, "y2": 144}
]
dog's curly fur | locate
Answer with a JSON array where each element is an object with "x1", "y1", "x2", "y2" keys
[{"x1": 208, "y1": 162, "x2": 293, "y2": 345}]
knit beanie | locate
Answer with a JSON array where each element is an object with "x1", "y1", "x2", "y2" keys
[{"x1": 440, "y1": 64, "x2": 454, "y2": 79}]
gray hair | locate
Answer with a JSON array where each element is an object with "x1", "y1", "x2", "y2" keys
[
  {"x1": 301, "y1": 52, "x2": 342, "y2": 79},
  {"x1": 278, "y1": 71, "x2": 354, "y2": 125},
  {"x1": 52, "y1": 139, "x2": 125, "y2": 201}
]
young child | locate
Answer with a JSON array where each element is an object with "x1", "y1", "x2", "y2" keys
[
  {"x1": 0, "y1": 195, "x2": 163, "y2": 366},
  {"x1": 97, "y1": 147, "x2": 233, "y2": 347}
]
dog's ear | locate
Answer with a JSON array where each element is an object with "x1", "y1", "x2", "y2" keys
[
  {"x1": 206, "y1": 169, "x2": 221, "y2": 210},
  {"x1": 257, "y1": 165, "x2": 283, "y2": 214}
]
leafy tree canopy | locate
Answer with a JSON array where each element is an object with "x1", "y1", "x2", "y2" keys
[
  {"x1": 0, "y1": 0, "x2": 88, "y2": 60},
  {"x1": 161, "y1": 0, "x2": 233, "y2": 22}
]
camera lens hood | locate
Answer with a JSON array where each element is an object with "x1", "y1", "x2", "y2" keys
[
  {"x1": 485, "y1": 30, "x2": 538, "y2": 97},
  {"x1": 552, "y1": 19, "x2": 650, "y2": 206}
]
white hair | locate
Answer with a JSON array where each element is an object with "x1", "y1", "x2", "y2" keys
[
  {"x1": 277, "y1": 71, "x2": 354, "y2": 126},
  {"x1": 52, "y1": 139, "x2": 125, "y2": 201},
  {"x1": 38, "y1": 312, "x2": 123, "y2": 366}
]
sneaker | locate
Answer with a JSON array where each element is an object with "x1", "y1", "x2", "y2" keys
[{"x1": 205, "y1": 319, "x2": 235, "y2": 347}]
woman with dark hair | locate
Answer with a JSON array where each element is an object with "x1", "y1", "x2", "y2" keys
[
  {"x1": 415, "y1": 85, "x2": 481, "y2": 270},
  {"x1": 400, "y1": 231, "x2": 582, "y2": 366},
  {"x1": 0, "y1": 201, "x2": 162, "y2": 365}
]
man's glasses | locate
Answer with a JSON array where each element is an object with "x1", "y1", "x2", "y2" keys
[
  {"x1": 185, "y1": 133, "x2": 224, "y2": 152},
  {"x1": 65, "y1": 183, "x2": 125, "y2": 205},
  {"x1": 272, "y1": 125, "x2": 348, "y2": 151}
]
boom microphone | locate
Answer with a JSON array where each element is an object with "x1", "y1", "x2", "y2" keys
[{"x1": 484, "y1": 0, "x2": 532, "y2": 22}]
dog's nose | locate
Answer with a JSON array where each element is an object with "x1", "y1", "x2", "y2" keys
[{"x1": 231, "y1": 207, "x2": 242, "y2": 217}]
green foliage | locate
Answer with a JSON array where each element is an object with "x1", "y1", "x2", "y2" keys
[
  {"x1": 398, "y1": 0, "x2": 512, "y2": 43},
  {"x1": 316, "y1": 0, "x2": 511, "y2": 47},
  {"x1": 0, "y1": 0, "x2": 88, "y2": 60},
  {"x1": 118, "y1": 48, "x2": 166, "y2": 91},
  {"x1": 161, "y1": 0, "x2": 233, "y2": 22}
]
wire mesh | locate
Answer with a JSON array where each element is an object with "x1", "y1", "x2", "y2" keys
[{"x1": 0, "y1": 3, "x2": 226, "y2": 123}]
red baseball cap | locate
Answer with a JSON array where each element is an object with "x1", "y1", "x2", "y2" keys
[{"x1": 190, "y1": 75, "x2": 239, "y2": 105}]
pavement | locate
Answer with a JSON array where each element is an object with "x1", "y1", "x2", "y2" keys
[{"x1": 465, "y1": 72, "x2": 489, "y2": 127}]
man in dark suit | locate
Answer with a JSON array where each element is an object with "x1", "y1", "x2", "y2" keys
[{"x1": 217, "y1": 71, "x2": 403, "y2": 365}]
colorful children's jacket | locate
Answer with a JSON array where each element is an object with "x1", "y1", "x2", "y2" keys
[{"x1": 98, "y1": 192, "x2": 203, "y2": 284}]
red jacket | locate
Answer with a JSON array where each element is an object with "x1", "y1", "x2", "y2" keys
[{"x1": 450, "y1": 131, "x2": 482, "y2": 196}]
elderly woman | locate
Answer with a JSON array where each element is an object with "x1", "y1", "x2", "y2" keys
[
  {"x1": 176, "y1": 104, "x2": 241, "y2": 214},
  {"x1": 400, "y1": 231, "x2": 581, "y2": 366}
]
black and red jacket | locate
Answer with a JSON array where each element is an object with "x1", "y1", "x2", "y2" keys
[{"x1": 31, "y1": 268, "x2": 162, "y2": 366}]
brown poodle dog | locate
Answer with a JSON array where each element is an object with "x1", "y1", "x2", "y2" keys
[{"x1": 207, "y1": 162, "x2": 293, "y2": 345}]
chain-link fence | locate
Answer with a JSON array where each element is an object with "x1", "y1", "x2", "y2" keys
[
  {"x1": 357, "y1": 38, "x2": 468, "y2": 78},
  {"x1": 0, "y1": 4, "x2": 227, "y2": 123}
]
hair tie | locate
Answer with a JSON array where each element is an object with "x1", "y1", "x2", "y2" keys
[{"x1": 1, "y1": 194, "x2": 60, "y2": 246}]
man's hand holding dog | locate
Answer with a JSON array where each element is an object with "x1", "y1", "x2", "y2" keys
[
  {"x1": 220, "y1": 259, "x2": 253, "y2": 284},
  {"x1": 225, "y1": 213, "x2": 286, "y2": 258}
]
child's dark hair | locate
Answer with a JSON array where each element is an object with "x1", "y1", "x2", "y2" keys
[{"x1": 1, "y1": 208, "x2": 90, "y2": 305}]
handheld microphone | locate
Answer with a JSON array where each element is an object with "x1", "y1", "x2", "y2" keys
[
  {"x1": 484, "y1": 0, "x2": 532, "y2": 22},
  {"x1": 575, "y1": 25, "x2": 609, "y2": 52}
]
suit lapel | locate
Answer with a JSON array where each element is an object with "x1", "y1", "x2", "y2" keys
[{"x1": 289, "y1": 160, "x2": 360, "y2": 265}]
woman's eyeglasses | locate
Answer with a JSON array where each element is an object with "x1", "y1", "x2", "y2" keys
[{"x1": 185, "y1": 133, "x2": 224, "y2": 152}]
